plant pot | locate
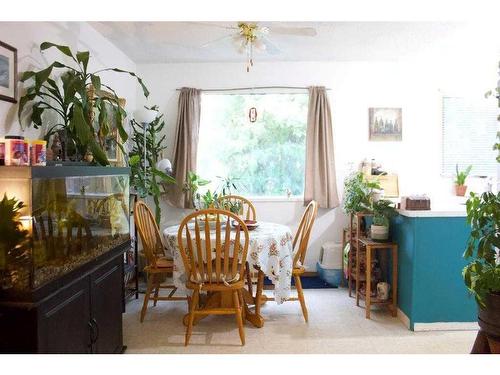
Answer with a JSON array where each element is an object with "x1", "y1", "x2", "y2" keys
[
  {"x1": 471, "y1": 291, "x2": 500, "y2": 354},
  {"x1": 455, "y1": 184, "x2": 467, "y2": 196},
  {"x1": 370, "y1": 224, "x2": 389, "y2": 241}
]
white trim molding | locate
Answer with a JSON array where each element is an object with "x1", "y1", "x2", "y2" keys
[
  {"x1": 413, "y1": 322, "x2": 479, "y2": 332},
  {"x1": 397, "y1": 308, "x2": 478, "y2": 332}
]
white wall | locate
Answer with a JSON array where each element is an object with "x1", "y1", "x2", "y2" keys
[
  {"x1": 0, "y1": 22, "x2": 138, "y2": 140},
  {"x1": 135, "y1": 54, "x2": 498, "y2": 270}
]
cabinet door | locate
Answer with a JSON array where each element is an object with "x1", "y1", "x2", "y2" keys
[
  {"x1": 90, "y1": 255, "x2": 124, "y2": 353},
  {"x1": 38, "y1": 276, "x2": 92, "y2": 353}
]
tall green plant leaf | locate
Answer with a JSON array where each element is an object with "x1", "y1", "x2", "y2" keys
[
  {"x1": 90, "y1": 74, "x2": 101, "y2": 91},
  {"x1": 88, "y1": 138, "x2": 109, "y2": 166},
  {"x1": 40, "y1": 42, "x2": 74, "y2": 59},
  {"x1": 103, "y1": 68, "x2": 150, "y2": 98},
  {"x1": 76, "y1": 51, "x2": 90, "y2": 71}
]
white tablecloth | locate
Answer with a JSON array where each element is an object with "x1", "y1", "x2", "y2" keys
[{"x1": 163, "y1": 222, "x2": 294, "y2": 304}]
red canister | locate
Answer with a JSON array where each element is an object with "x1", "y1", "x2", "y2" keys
[{"x1": 4, "y1": 136, "x2": 30, "y2": 166}]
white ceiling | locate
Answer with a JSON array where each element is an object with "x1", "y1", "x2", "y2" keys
[{"x1": 89, "y1": 22, "x2": 480, "y2": 64}]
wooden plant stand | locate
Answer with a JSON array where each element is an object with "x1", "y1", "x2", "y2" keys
[{"x1": 356, "y1": 237, "x2": 398, "y2": 319}]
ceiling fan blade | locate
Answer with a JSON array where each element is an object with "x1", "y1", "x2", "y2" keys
[
  {"x1": 261, "y1": 36, "x2": 281, "y2": 55},
  {"x1": 268, "y1": 26, "x2": 317, "y2": 37},
  {"x1": 200, "y1": 34, "x2": 233, "y2": 49}
]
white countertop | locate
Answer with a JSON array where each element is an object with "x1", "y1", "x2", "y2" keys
[{"x1": 397, "y1": 197, "x2": 467, "y2": 217}]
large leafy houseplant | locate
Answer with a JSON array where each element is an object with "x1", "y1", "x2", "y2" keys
[
  {"x1": 18, "y1": 42, "x2": 149, "y2": 165},
  {"x1": 342, "y1": 171, "x2": 381, "y2": 215},
  {"x1": 463, "y1": 190, "x2": 500, "y2": 306},
  {"x1": 463, "y1": 77, "x2": 500, "y2": 353},
  {"x1": 129, "y1": 107, "x2": 176, "y2": 224}
]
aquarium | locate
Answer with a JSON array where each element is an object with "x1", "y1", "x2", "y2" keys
[{"x1": 0, "y1": 166, "x2": 130, "y2": 292}]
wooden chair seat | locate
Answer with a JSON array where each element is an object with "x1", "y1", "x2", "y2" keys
[
  {"x1": 186, "y1": 279, "x2": 245, "y2": 291},
  {"x1": 156, "y1": 257, "x2": 174, "y2": 268}
]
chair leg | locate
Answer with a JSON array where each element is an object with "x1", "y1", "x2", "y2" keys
[
  {"x1": 153, "y1": 275, "x2": 160, "y2": 307},
  {"x1": 233, "y1": 290, "x2": 245, "y2": 346},
  {"x1": 295, "y1": 275, "x2": 308, "y2": 322},
  {"x1": 238, "y1": 289, "x2": 246, "y2": 321},
  {"x1": 245, "y1": 262, "x2": 253, "y2": 297},
  {"x1": 140, "y1": 274, "x2": 154, "y2": 323},
  {"x1": 185, "y1": 289, "x2": 199, "y2": 346}
]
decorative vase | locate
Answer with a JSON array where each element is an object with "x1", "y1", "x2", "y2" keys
[
  {"x1": 376, "y1": 282, "x2": 390, "y2": 300},
  {"x1": 371, "y1": 224, "x2": 389, "y2": 241},
  {"x1": 455, "y1": 185, "x2": 467, "y2": 196},
  {"x1": 471, "y1": 292, "x2": 500, "y2": 354}
]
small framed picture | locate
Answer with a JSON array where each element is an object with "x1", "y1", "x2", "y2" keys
[
  {"x1": 368, "y1": 107, "x2": 402, "y2": 141},
  {"x1": 0, "y1": 40, "x2": 18, "y2": 103}
]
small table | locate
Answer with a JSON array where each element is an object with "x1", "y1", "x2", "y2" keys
[
  {"x1": 163, "y1": 221, "x2": 294, "y2": 327},
  {"x1": 355, "y1": 237, "x2": 398, "y2": 319}
]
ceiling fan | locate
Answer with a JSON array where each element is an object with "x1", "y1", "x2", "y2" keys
[{"x1": 200, "y1": 22, "x2": 318, "y2": 72}]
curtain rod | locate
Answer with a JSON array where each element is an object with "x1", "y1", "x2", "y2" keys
[{"x1": 175, "y1": 86, "x2": 331, "y2": 92}]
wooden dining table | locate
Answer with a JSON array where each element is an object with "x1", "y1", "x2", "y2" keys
[{"x1": 163, "y1": 221, "x2": 295, "y2": 327}]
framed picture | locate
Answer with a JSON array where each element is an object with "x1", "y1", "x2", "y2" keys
[
  {"x1": 0, "y1": 40, "x2": 17, "y2": 103},
  {"x1": 368, "y1": 107, "x2": 402, "y2": 141}
]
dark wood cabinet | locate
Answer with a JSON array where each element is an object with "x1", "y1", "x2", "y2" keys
[
  {"x1": 90, "y1": 257, "x2": 124, "y2": 354},
  {"x1": 0, "y1": 244, "x2": 126, "y2": 354},
  {"x1": 38, "y1": 276, "x2": 92, "y2": 353}
]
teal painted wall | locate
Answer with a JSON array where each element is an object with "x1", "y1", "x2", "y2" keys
[{"x1": 391, "y1": 215, "x2": 477, "y2": 329}]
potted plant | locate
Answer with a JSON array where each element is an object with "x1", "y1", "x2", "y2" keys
[
  {"x1": 128, "y1": 106, "x2": 176, "y2": 224},
  {"x1": 343, "y1": 171, "x2": 381, "y2": 216},
  {"x1": 0, "y1": 195, "x2": 29, "y2": 290},
  {"x1": 463, "y1": 82, "x2": 500, "y2": 353},
  {"x1": 183, "y1": 171, "x2": 211, "y2": 209},
  {"x1": 463, "y1": 189, "x2": 500, "y2": 353},
  {"x1": 18, "y1": 42, "x2": 149, "y2": 165},
  {"x1": 370, "y1": 199, "x2": 397, "y2": 241},
  {"x1": 455, "y1": 164, "x2": 472, "y2": 197}
]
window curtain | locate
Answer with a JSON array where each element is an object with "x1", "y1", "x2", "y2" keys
[
  {"x1": 168, "y1": 87, "x2": 202, "y2": 208},
  {"x1": 304, "y1": 86, "x2": 339, "y2": 209}
]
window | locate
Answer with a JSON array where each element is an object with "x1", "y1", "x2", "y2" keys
[
  {"x1": 197, "y1": 92, "x2": 308, "y2": 197},
  {"x1": 442, "y1": 96, "x2": 499, "y2": 176}
]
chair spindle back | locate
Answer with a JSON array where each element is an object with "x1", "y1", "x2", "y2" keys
[
  {"x1": 177, "y1": 209, "x2": 249, "y2": 286},
  {"x1": 218, "y1": 195, "x2": 256, "y2": 221},
  {"x1": 134, "y1": 200, "x2": 165, "y2": 269},
  {"x1": 292, "y1": 200, "x2": 318, "y2": 267}
]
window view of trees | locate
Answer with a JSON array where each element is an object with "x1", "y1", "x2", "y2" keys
[{"x1": 197, "y1": 92, "x2": 308, "y2": 196}]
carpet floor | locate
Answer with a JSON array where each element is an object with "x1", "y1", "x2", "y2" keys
[{"x1": 123, "y1": 288, "x2": 477, "y2": 354}]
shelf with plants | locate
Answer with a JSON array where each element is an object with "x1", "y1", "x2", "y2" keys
[
  {"x1": 342, "y1": 171, "x2": 398, "y2": 307},
  {"x1": 342, "y1": 170, "x2": 380, "y2": 297}
]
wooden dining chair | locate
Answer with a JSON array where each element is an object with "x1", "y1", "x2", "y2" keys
[
  {"x1": 255, "y1": 200, "x2": 318, "y2": 322},
  {"x1": 290, "y1": 200, "x2": 318, "y2": 322},
  {"x1": 177, "y1": 209, "x2": 250, "y2": 346},
  {"x1": 218, "y1": 195, "x2": 257, "y2": 220},
  {"x1": 134, "y1": 200, "x2": 186, "y2": 323},
  {"x1": 218, "y1": 195, "x2": 257, "y2": 299}
]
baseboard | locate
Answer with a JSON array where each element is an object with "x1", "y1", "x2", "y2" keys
[
  {"x1": 413, "y1": 321, "x2": 479, "y2": 332},
  {"x1": 397, "y1": 308, "x2": 411, "y2": 330},
  {"x1": 396, "y1": 308, "x2": 478, "y2": 331}
]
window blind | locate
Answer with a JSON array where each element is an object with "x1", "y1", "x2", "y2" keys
[{"x1": 442, "y1": 96, "x2": 499, "y2": 176}]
